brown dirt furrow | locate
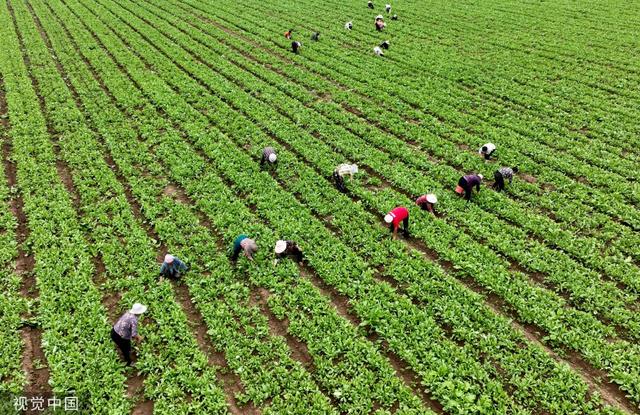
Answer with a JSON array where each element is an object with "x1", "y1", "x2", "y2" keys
[
  {"x1": 172, "y1": 281, "x2": 255, "y2": 415},
  {"x1": 4, "y1": 2, "x2": 54, "y2": 407}
]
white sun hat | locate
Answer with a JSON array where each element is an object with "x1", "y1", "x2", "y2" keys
[
  {"x1": 164, "y1": 254, "x2": 174, "y2": 263},
  {"x1": 350, "y1": 164, "x2": 359, "y2": 174},
  {"x1": 130, "y1": 303, "x2": 147, "y2": 315},
  {"x1": 384, "y1": 214, "x2": 393, "y2": 223},
  {"x1": 268, "y1": 153, "x2": 277, "y2": 163},
  {"x1": 275, "y1": 240, "x2": 287, "y2": 254},
  {"x1": 426, "y1": 194, "x2": 438, "y2": 204},
  {"x1": 478, "y1": 174, "x2": 484, "y2": 180},
  {"x1": 376, "y1": 14, "x2": 384, "y2": 20}
]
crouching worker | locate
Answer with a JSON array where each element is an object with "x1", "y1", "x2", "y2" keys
[
  {"x1": 456, "y1": 174, "x2": 483, "y2": 201},
  {"x1": 231, "y1": 234, "x2": 258, "y2": 263},
  {"x1": 416, "y1": 193, "x2": 437, "y2": 215},
  {"x1": 384, "y1": 206, "x2": 409, "y2": 239},
  {"x1": 292, "y1": 41, "x2": 302, "y2": 54},
  {"x1": 311, "y1": 32, "x2": 320, "y2": 41},
  {"x1": 493, "y1": 166, "x2": 518, "y2": 192},
  {"x1": 375, "y1": 15, "x2": 386, "y2": 31},
  {"x1": 333, "y1": 163, "x2": 358, "y2": 193},
  {"x1": 159, "y1": 254, "x2": 188, "y2": 280},
  {"x1": 284, "y1": 29, "x2": 293, "y2": 39},
  {"x1": 479, "y1": 142, "x2": 496, "y2": 160},
  {"x1": 274, "y1": 240, "x2": 304, "y2": 265},
  {"x1": 111, "y1": 303, "x2": 146, "y2": 366},
  {"x1": 380, "y1": 40, "x2": 390, "y2": 49},
  {"x1": 260, "y1": 147, "x2": 277, "y2": 167}
]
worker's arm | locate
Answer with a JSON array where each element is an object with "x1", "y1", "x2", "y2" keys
[
  {"x1": 176, "y1": 259, "x2": 188, "y2": 272},
  {"x1": 159, "y1": 262, "x2": 167, "y2": 276}
]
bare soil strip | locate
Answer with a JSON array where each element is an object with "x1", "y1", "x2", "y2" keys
[{"x1": 4, "y1": 3, "x2": 53, "y2": 408}]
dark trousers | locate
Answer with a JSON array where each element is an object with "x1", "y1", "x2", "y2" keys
[
  {"x1": 160, "y1": 269, "x2": 180, "y2": 279},
  {"x1": 389, "y1": 218, "x2": 409, "y2": 235},
  {"x1": 277, "y1": 248, "x2": 303, "y2": 263},
  {"x1": 493, "y1": 171, "x2": 505, "y2": 192},
  {"x1": 333, "y1": 172, "x2": 346, "y2": 192},
  {"x1": 111, "y1": 328, "x2": 132, "y2": 366},
  {"x1": 458, "y1": 177, "x2": 472, "y2": 201},
  {"x1": 231, "y1": 245, "x2": 243, "y2": 262}
]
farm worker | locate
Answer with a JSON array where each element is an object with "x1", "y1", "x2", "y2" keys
[
  {"x1": 493, "y1": 166, "x2": 518, "y2": 192},
  {"x1": 479, "y1": 142, "x2": 496, "y2": 160},
  {"x1": 159, "y1": 254, "x2": 188, "y2": 280},
  {"x1": 333, "y1": 163, "x2": 358, "y2": 192},
  {"x1": 391, "y1": 14, "x2": 398, "y2": 20},
  {"x1": 292, "y1": 41, "x2": 302, "y2": 54},
  {"x1": 274, "y1": 240, "x2": 304, "y2": 265},
  {"x1": 416, "y1": 193, "x2": 437, "y2": 214},
  {"x1": 368, "y1": 1, "x2": 374, "y2": 9},
  {"x1": 375, "y1": 15, "x2": 386, "y2": 31},
  {"x1": 345, "y1": 21, "x2": 353, "y2": 30},
  {"x1": 311, "y1": 32, "x2": 320, "y2": 41},
  {"x1": 111, "y1": 303, "x2": 147, "y2": 366},
  {"x1": 385, "y1": 4, "x2": 391, "y2": 13},
  {"x1": 260, "y1": 147, "x2": 277, "y2": 167},
  {"x1": 231, "y1": 234, "x2": 258, "y2": 262},
  {"x1": 456, "y1": 174, "x2": 483, "y2": 201},
  {"x1": 384, "y1": 206, "x2": 409, "y2": 239},
  {"x1": 284, "y1": 29, "x2": 293, "y2": 39},
  {"x1": 374, "y1": 46, "x2": 384, "y2": 56},
  {"x1": 380, "y1": 40, "x2": 390, "y2": 49}
]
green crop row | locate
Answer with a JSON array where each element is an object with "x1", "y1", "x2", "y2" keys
[{"x1": 0, "y1": 77, "x2": 26, "y2": 395}]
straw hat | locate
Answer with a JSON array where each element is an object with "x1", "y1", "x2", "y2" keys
[
  {"x1": 130, "y1": 303, "x2": 147, "y2": 315},
  {"x1": 268, "y1": 153, "x2": 277, "y2": 163},
  {"x1": 426, "y1": 194, "x2": 437, "y2": 204},
  {"x1": 384, "y1": 214, "x2": 393, "y2": 223},
  {"x1": 164, "y1": 254, "x2": 174, "y2": 264},
  {"x1": 274, "y1": 240, "x2": 287, "y2": 254},
  {"x1": 376, "y1": 15, "x2": 384, "y2": 20}
]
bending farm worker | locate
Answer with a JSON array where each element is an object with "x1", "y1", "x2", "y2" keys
[
  {"x1": 333, "y1": 163, "x2": 358, "y2": 193},
  {"x1": 284, "y1": 29, "x2": 293, "y2": 39},
  {"x1": 111, "y1": 303, "x2": 147, "y2": 366},
  {"x1": 274, "y1": 240, "x2": 304, "y2": 265},
  {"x1": 260, "y1": 146, "x2": 278, "y2": 167},
  {"x1": 416, "y1": 193, "x2": 438, "y2": 215},
  {"x1": 292, "y1": 41, "x2": 302, "y2": 54},
  {"x1": 345, "y1": 21, "x2": 353, "y2": 30},
  {"x1": 384, "y1": 206, "x2": 409, "y2": 239},
  {"x1": 493, "y1": 166, "x2": 518, "y2": 192},
  {"x1": 380, "y1": 40, "x2": 390, "y2": 49},
  {"x1": 159, "y1": 254, "x2": 188, "y2": 280},
  {"x1": 385, "y1": 4, "x2": 391, "y2": 13},
  {"x1": 479, "y1": 142, "x2": 497, "y2": 160},
  {"x1": 456, "y1": 173, "x2": 483, "y2": 201},
  {"x1": 391, "y1": 14, "x2": 398, "y2": 20},
  {"x1": 368, "y1": 1, "x2": 374, "y2": 9},
  {"x1": 231, "y1": 234, "x2": 258, "y2": 263},
  {"x1": 311, "y1": 32, "x2": 320, "y2": 41},
  {"x1": 374, "y1": 46, "x2": 384, "y2": 56},
  {"x1": 375, "y1": 15, "x2": 386, "y2": 31}
]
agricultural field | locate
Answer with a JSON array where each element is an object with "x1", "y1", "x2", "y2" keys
[{"x1": 0, "y1": 0, "x2": 639, "y2": 413}]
